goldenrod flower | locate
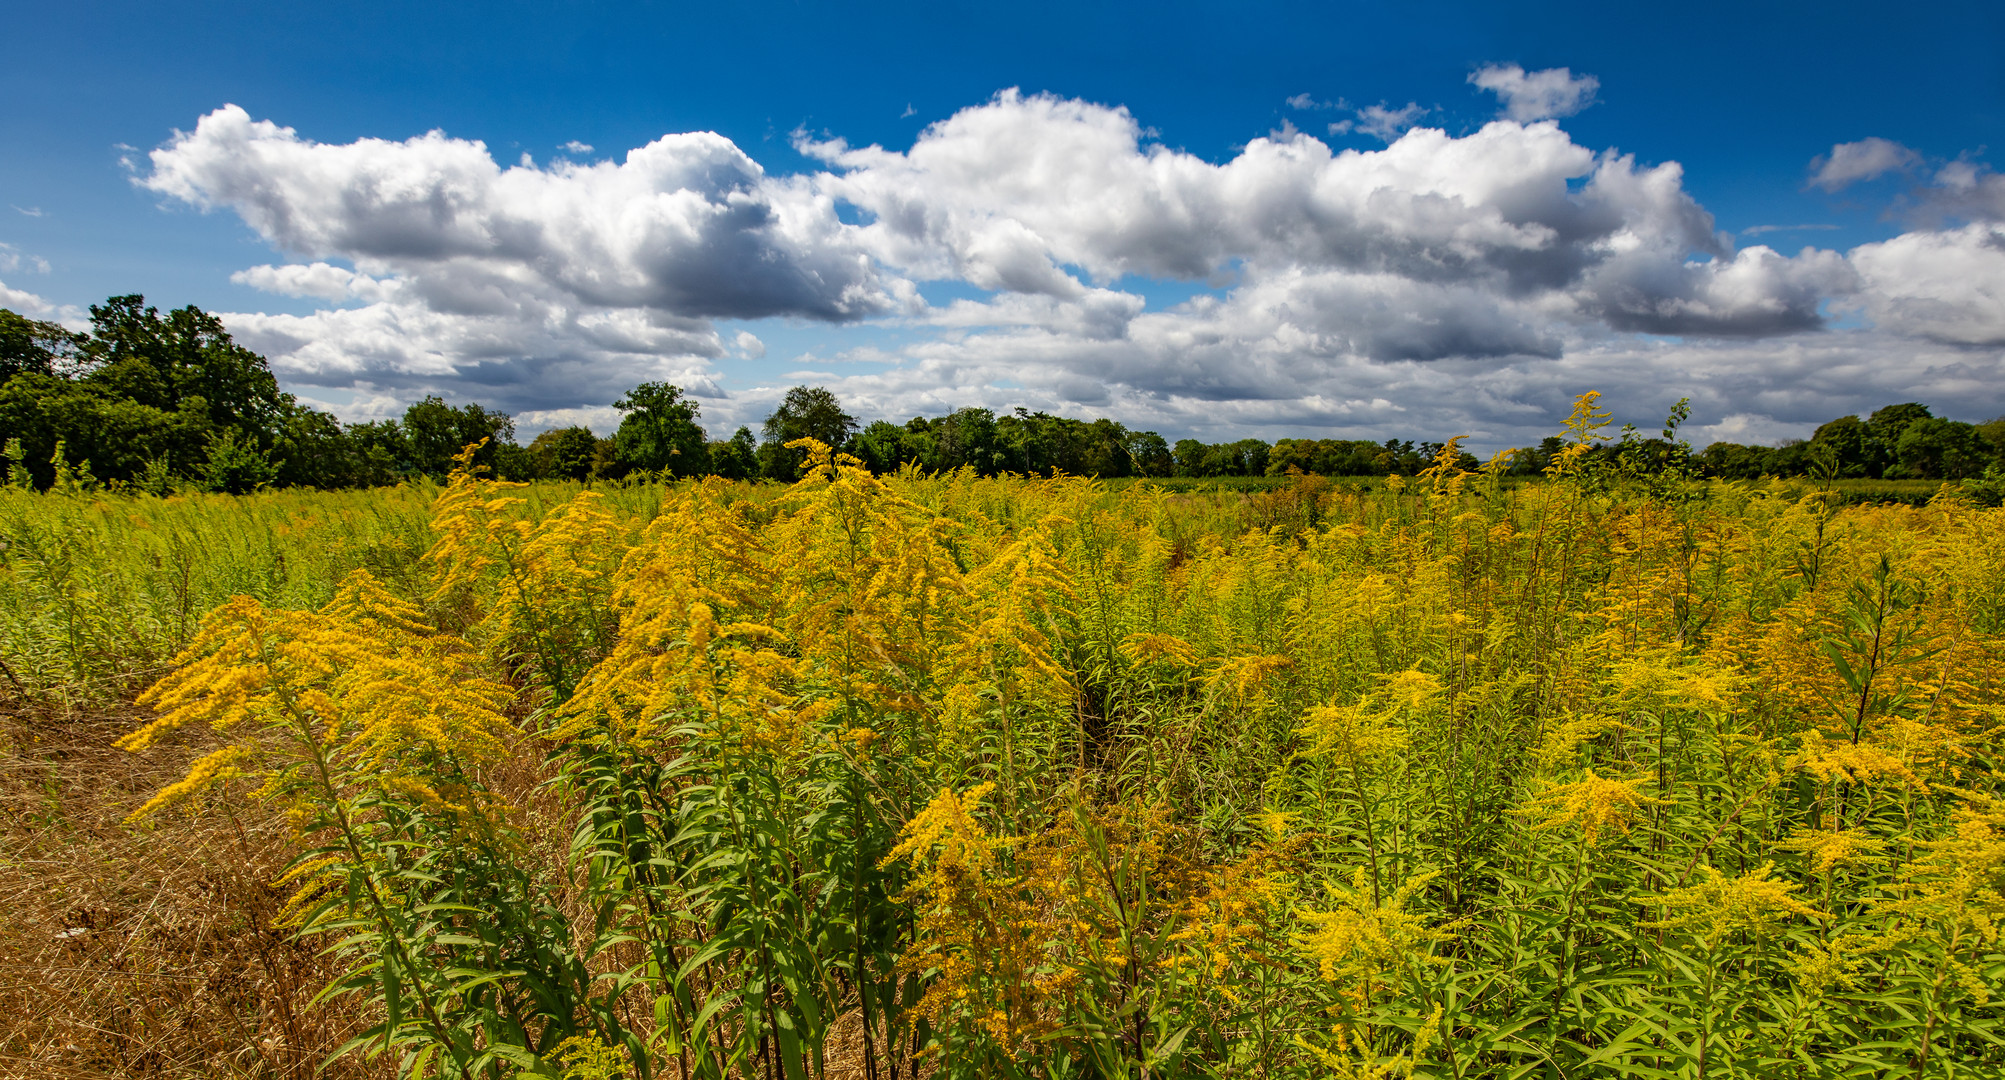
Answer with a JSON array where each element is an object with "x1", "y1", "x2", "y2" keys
[
  {"x1": 1649, "y1": 862, "x2": 1828, "y2": 948},
  {"x1": 1522, "y1": 771, "x2": 1664, "y2": 847}
]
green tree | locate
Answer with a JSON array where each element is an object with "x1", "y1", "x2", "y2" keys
[
  {"x1": 611, "y1": 383, "x2": 708, "y2": 477},
  {"x1": 759, "y1": 386, "x2": 857, "y2": 479},
  {"x1": 1695, "y1": 441, "x2": 1776, "y2": 479},
  {"x1": 341, "y1": 420, "x2": 413, "y2": 486},
  {"x1": 0, "y1": 295, "x2": 336, "y2": 488},
  {"x1": 273, "y1": 406, "x2": 358, "y2": 489},
  {"x1": 705, "y1": 426, "x2": 760, "y2": 480},
  {"x1": 529, "y1": 426, "x2": 601, "y2": 481},
  {"x1": 402, "y1": 396, "x2": 515, "y2": 479},
  {"x1": 932, "y1": 407, "x2": 1003, "y2": 472},
  {"x1": 1125, "y1": 430, "x2": 1174, "y2": 478},
  {"x1": 850, "y1": 420, "x2": 913, "y2": 474},
  {"x1": 1977, "y1": 416, "x2": 2005, "y2": 456},
  {"x1": 0, "y1": 310, "x2": 82, "y2": 379},
  {"x1": 1866, "y1": 402, "x2": 1933, "y2": 467},
  {"x1": 1810, "y1": 415, "x2": 1880, "y2": 477},
  {"x1": 80, "y1": 296, "x2": 292, "y2": 440},
  {"x1": 0, "y1": 373, "x2": 209, "y2": 488},
  {"x1": 1894, "y1": 417, "x2": 1991, "y2": 479}
]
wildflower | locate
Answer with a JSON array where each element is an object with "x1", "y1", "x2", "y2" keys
[
  {"x1": 886, "y1": 782, "x2": 1001, "y2": 879},
  {"x1": 1778, "y1": 826, "x2": 1886, "y2": 874},
  {"x1": 552, "y1": 1035, "x2": 630, "y2": 1080},
  {"x1": 1381, "y1": 669, "x2": 1443, "y2": 712},
  {"x1": 1878, "y1": 791, "x2": 2005, "y2": 964},
  {"x1": 1792, "y1": 728, "x2": 1922, "y2": 789},
  {"x1": 120, "y1": 569, "x2": 517, "y2": 824},
  {"x1": 1293, "y1": 1008, "x2": 1441, "y2": 1080},
  {"x1": 1297, "y1": 702, "x2": 1408, "y2": 764},
  {"x1": 1649, "y1": 862, "x2": 1828, "y2": 948},
  {"x1": 1786, "y1": 936, "x2": 1871, "y2": 995},
  {"x1": 1295, "y1": 868, "x2": 1451, "y2": 1006},
  {"x1": 1120, "y1": 632, "x2": 1200, "y2": 669},
  {"x1": 1523, "y1": 771, "x2": 1664, "y2": 847},
  {"x1": 1205, "y1": 653, "x2": 1294, "y2": 703},
  {"x1": 1532, "y1": 714, "x2": 1622, "y2": 773}
]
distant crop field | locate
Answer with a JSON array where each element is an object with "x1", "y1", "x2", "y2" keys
[{"x1": 4, "y1": 443, "x2": 2002, "y2": 1078}]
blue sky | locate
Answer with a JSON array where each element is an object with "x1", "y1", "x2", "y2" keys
[{"x1": 4, "y1": 0, "x2": 2003, "y2": 448}]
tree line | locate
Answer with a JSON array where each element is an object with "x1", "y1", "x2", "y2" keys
[{"x1": 5, "y1": 297, "x2": 2004, "y2": 493}]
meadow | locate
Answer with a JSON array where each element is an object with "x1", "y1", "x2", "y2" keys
[{"x1": 3, "y1": 395, "x2": 2002, "y2": 1079}]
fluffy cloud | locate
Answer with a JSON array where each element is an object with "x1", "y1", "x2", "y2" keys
[
  {"x1": 808, "y1": 92, "x2": 1836, "y2": 338},
  {"x1": 1917, "y1": 160, "x2": 2005, "y2": 223},
  {"x1": 144, "y1": 104, "x2": 898, "y2": 322},
  {"x1": 231, "y1": 262, "x2": 400, "y2": 303},
  {"x1": 1807, "y1": 140, "x2": 2005, "y2": 224},
  {"x1": 119, "y1": 91, "x2": 2005, "y2": 444},
  {"x1": 1847, "y1": 223, "x2": 2005, "y2": 346},
  {"x1": 0, "y1": 278, "x2": 84, "y2": 326},
  {"x1": 1808, "y1": 137, "x2": 1921, "y2": 191},
  {"x1": 1469, "y1": 65, "x2": 1600, "y2": 122}
]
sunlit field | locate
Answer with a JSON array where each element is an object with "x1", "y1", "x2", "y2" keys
[{"x1": 5, "y1": 397, "x2": 2003, "y2": 1079}]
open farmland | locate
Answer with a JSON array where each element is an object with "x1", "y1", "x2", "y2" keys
[{"x1": 3, "y1": 411, "x2": 2004, "y2": 1079}]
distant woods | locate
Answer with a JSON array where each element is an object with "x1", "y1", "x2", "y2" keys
[{"x1": 5, "y1": 297, "x2": 2005, "y2": 493}]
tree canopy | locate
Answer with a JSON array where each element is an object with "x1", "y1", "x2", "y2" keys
[
  {"x1": 6, "y1": 297, "x2": 2004, "y2": 495},
  {"x1": 612, "y1": 382, "x2": 708, "y2": 477}
]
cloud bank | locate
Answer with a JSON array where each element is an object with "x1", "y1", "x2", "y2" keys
[{"x1": 125, "y1": 86, "x2": 2005, "y2": 446}]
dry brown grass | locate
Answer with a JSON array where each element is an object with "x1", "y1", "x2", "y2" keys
[
  {"x1": 0, "y1": 699, "x2": 387, "y2": 1080},
  {"x1": 0, "y1": 672, "x2": 929, "y2": 1080}
]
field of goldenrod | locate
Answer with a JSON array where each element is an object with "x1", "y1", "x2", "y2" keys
[{"x1": 4, "y1": 396, "x2": 2004, "y2": 1079}]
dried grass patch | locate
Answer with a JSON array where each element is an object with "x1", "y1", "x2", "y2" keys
[{"x1": 0, "y1": 700, "x2": 385, "y2": 1079}]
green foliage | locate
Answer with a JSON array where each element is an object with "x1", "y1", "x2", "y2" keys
[
  {"x1": 1173, "y1": 437, "x2": 1271, "y2": 478},
  {"x1": 201, "y1": 427, "x2": 281, "y2": 494},
  {"x1": 24, "y1": 399, "x2": 2005, "y2": 1076},
  {"x1": 759, "y1": 385, "x2": 860, "y2": 479},
  {"x1": 704, "y1": 425, "x2": 759, "y2": 480},
  {"x1": 402, "y1": 395, "x2": 517, "y2": 479},
  {"x1": 12, "y1": 295, "x2": 2001, "y2": 502},
  {"x1": 530, "y1": 426, "x2": 602, "y2": 481},
  {"x1": 612, "y1": 382, "x2": 709, "y2": 477},
  {"x1": 0, "y1": 308, "x2": 83, "y2": 379},
  {"x1": 1893, "y1": 417, "x2": 1992, "y2": 479}
]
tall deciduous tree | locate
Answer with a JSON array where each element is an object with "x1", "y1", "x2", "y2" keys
[
  {"x1": 402, "y1": 396, "x2": 516, "y2": 479},
  {"x1": 529, "y1": 426, "x2": 601, "y2": 480},
  {"x1": 759, "y1": 386, "x2": 857, "y2": 479},
  {"x1": 612, "y1": 382, "x2": 708, "y2": 477},
  {"x1": 0, "y1": 310, "x2": 82, "y2": 380}
]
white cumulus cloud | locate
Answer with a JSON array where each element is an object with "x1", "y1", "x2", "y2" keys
[
  {"x1": 0, "y1": 243, "x2": 52, "y2": 276},
  {"x1": 1469, "y1": 64, "x2": 1600, "y2": 122},
  {"x1": 0, "y1": 279, "x2": 85, "y2": 326},
  {"x1": 1847, "y1": 223, "x2": 2005, "y2": 346},
  {"x1": 143, "y1": 104, "x2": 897, "y2": 322},
  {"x1": 1330, "y1": 102, "x2": 1431, "y2": 141},
  {"x1": 112, "y1": 91, "x2": 2005, "y2": 444}
]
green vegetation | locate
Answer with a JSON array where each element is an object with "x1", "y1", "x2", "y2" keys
[
  {"x1": 5, "y1": 393, "x2": 2005, "y2": 1077},
  {"x1": 12, "y1": 297, "x2": 2005, "y2": 501}
]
